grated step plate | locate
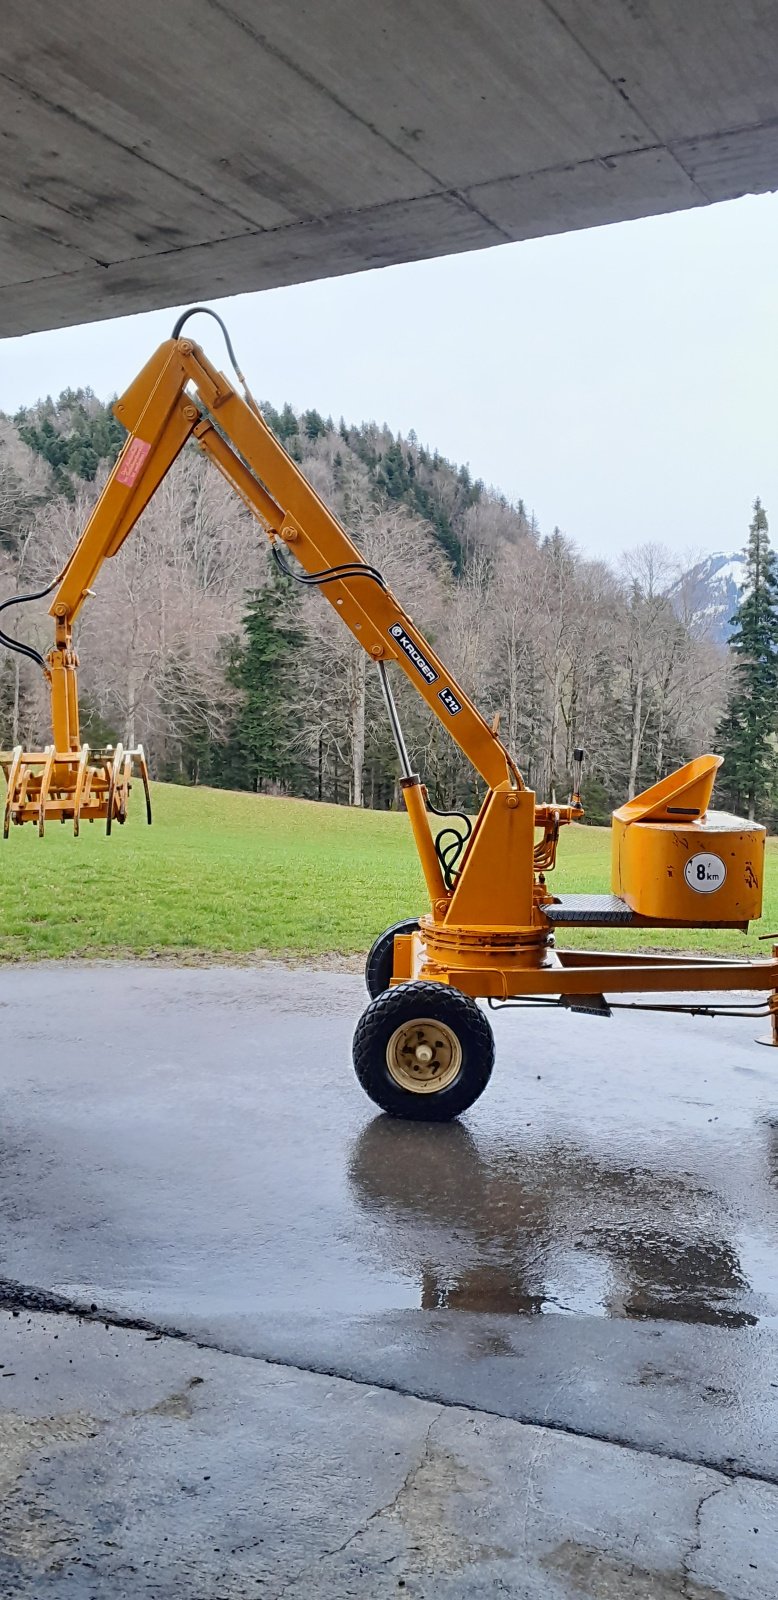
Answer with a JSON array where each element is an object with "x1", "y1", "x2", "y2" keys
[{"x1": 544, "y1": 893, "x2": 637, "y2": 926}]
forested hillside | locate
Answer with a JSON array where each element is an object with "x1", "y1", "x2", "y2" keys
[{"x1": 0, "y1": 387, "x2": 732, "y2": 820}]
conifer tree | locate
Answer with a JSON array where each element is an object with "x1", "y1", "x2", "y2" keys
[
  {"x1": 15, "y1": 389, "x2": 125, "y2": 492},
  {"x1": 302, "y1": 408, "x2": 327, "y2": 441},
  {"x1": 224, "y1": 575, "x2": 306, "y2": 794},
  {"x1": 716, "y1": 498, "x2": 778, "y2": 818}
]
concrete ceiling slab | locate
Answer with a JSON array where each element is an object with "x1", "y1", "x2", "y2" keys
[{"x1": 1, "y1": 1, "x2": 777, "y2": 336}]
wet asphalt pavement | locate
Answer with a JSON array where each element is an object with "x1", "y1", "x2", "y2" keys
[{"x1": 2, "y1": 962, "x2": 778, "y2": 1594}]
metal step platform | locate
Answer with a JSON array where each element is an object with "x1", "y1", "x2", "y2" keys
[{"x1": 544, "y1": 894, "x2": 638, "y2": 927}]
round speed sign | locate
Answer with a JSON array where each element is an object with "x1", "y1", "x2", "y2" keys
[{"x1": 683, "y1": 852, "x2": 727, "y2": 894}]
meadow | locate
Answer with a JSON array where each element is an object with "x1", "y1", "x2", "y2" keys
[{"x1": 0, "y1": 783, "x2": 775, "y2": 963}]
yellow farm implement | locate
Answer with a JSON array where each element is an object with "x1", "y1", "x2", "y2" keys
[
  {"x1": 0, "y1": 743, "x2": 151, "y2": 837},
  {"x1": 1, "y1": 305, "x2": 776, "y2": 1118},
  {"x1": 0, "y1": 573, "x2": 151, "y2": 837}
]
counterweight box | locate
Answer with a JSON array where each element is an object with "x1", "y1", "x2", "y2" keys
[{"x1": 611, "y1": 757, "x2": 764, "y2": 927}]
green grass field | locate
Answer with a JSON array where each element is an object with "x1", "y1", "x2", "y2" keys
[{"x1": 0, "y1": 782, "x2": 775, "y2": 962}]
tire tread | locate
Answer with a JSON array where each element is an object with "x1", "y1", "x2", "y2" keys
[
  {"x1": 365, "y1": 918, "x2": 420, "y2": 999},
  {"x1": 353, "y1": 981, "x2": 494, "y2": 1121}
]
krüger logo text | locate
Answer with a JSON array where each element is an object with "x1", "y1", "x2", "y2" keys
[{"x1": 388, "y1": 624, "x2": 438, "y2": 685}]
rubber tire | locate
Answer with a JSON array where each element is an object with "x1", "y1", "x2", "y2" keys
[
  {"x1": 365, "y1": 918, "x2": 420, "y2": 999},
  {"x1": 353, "y1": 980, "x2": 494, "y2": 1121}
]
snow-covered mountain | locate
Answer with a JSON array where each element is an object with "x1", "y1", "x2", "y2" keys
[{"x1": 670, "y1": 552, "x2": 745, "y2": 644}]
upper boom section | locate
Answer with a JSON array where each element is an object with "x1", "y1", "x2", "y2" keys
[{"x1": 50, "y1": 335, "x2": 519, "y2": 792}]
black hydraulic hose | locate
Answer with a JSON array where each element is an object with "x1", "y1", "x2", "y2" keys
[
  {"x1": 0, "y1": 630, "x2": 46, "y2": 670},
  {"x1": 171, "y1": 311, "x2": 389, "y2": 595},
  {"x1": 170, "y1": 305, "x2": 263, "y2": 417},
  {"x1": 425, "y1": 794, "x2": 472, "y2": 890},
  {"x1": 171, "y1": 305, "x2": 242, "y2": 373},
  {"x1": 271, "y1": 541, "x2": 387, "y2": 591},
  {"x1": 0, "y1": 575, "x2": 60, "y2": 672}
]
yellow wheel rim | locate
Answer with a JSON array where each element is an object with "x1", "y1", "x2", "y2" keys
[{"x1": 386, "y1": 1017, "x2": 462, "y2": 1095}]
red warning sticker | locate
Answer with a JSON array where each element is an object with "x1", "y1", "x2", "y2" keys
[{"x1": 115, "y1": 436, "x2": 151, "y2": 487}]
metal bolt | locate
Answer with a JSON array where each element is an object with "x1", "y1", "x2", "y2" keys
[
  {"x1": 183, "y1": 404, "x2": 198, "y2": 421},
  {"x1": 506, "y1": 794, "x2": 520, "y2": 808},
  {"x1": 371, "y1": 645, "x2": 384, "y2": 659}
]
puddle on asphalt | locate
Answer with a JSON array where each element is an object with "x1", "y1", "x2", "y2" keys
[
  {"x1": 10, "y1": 1015, "x2": 778, "y2": 1338},
  {"x1": 347, "y1": 1116, "x2": 778, "y2": 1329}
]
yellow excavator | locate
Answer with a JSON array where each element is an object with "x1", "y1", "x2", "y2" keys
[{"x1": 2, "y1": 308, "x2": 776, "y2": 1119}]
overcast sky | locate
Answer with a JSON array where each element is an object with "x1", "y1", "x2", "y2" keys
[{"x1": 2, "y1": 191, "x2": 777, "y2": 565}]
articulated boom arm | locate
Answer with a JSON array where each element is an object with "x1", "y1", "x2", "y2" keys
[
  {"x1": 50, "y1": 334, "x2": 519, "y2": 793},
  {"x1": 3, "y1": 324, "x2": 583, "y2": 938}
]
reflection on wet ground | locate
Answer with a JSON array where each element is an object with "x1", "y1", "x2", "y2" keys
[
  {"x1": 348, "y1": 1113, "x2": 778, "y2": 1329},
  {"x1": 2, "y1": 968, "x2": 778, "y2": 1351}
]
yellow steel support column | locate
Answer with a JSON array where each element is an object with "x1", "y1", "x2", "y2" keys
[
  {"x1": 445, "y1": 787, "x2": 536, "y2": 929},
  {"x1": 49, "y1": 650, "x2": 72, "y2": 751}
]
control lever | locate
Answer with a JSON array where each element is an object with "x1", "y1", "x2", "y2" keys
[{"x1": 570, "y1": 747, "x2": 585, "y2": 809}]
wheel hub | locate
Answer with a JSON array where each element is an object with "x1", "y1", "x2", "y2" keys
[{"x1": 386, "y1": 1017, "x2": 462, "y2": 1095}]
